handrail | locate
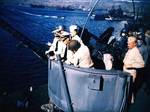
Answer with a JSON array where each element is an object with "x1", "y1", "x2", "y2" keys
[{"x1": 56, "y1": 54, "x2": 73, "y2": 112}]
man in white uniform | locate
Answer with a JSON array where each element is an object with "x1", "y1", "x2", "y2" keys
[
  {"x1": 123, "y1": 36, "x2": 145, "y2": 103},
  {"x1": 45, "y1": 25, "x2": 65, "y2": 55},
  {"x1": 123, "y1": 36, "x2": 145, "y2": 81},
  {"x1": 69, "y1": 25, "x2": 83, "y2": 45},
  {"x1": 66, "y1": 40, "x2": 93, "y2": 68},
  {"x1": 56, "y1": 32, "x2": 70, "y2": 60},
  {"x1": 46, "y1": 27, "x2": 70, "y2": 60}
]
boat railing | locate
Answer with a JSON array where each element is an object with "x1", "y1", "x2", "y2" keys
[{"x1": 47, "y1": 55, "x2": 132, "y2": 112}]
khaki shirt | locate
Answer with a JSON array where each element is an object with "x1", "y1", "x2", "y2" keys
[{"x1": 123, "y1": 47, "x2": 145, "y2": 81}]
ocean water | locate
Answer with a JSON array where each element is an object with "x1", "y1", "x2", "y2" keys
[{"x1": 0, "y1": 5, "x2": 126, "y2": 43}]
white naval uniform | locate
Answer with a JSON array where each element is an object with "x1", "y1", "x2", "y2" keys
[
  {"x1": 123, "y1": 47, "x2": 145, "y2": 81},
  {"x1": 66, "y1": 44, "x2": 93, "y2": 68}
]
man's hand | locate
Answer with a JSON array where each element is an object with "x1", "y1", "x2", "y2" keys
[
  {"x1": 46, "y1": 42, "x2": 52, "y2": 46},
  {"x1": 45, "y1": 50, "x2": 50, "y2": 55}
]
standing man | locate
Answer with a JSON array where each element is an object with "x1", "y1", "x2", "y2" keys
[
  {"x1": 45, "y1": 26, "x2": 70, "y2": 60},
  {"x1": 69, "y1": 25, "x2": 83, "y2": 45},
  {"x1": 56, "y1": 31, "x2": 70, "y2": 61},
  {"x1": 123, "y1": 36, "x2": 145, "y2": 103},
  {"x1": 45, "y1": 25, "x2": 65, "y2": 55}
]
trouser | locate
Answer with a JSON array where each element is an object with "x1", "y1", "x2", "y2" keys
[{"x1": 124, "y1": 67, "x2": 145, "y2": 103}]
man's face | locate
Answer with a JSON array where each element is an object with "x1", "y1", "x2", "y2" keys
[
  {"x1": 70, "y1": 30, "x2": 76, "y2": 37},
  {"x1": 127, "y1": 37, "x2": 137, "y2": 49}
]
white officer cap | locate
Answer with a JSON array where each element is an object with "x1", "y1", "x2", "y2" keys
[
  {"x1": 59, "y1": 31, "x2": 70, "y2": 41},
  {"x1": 52, "y1": 25, "x2": 64, "y2": 33},
  {"x1": 57, "y1": 25, "x2": 63, "y2": 30},
  {"x1": 61, "y1": 31, "x2": 70, "y2": 36},
  {"x1": 69, "y1": 25, "x2": 78, "y2": 32}
]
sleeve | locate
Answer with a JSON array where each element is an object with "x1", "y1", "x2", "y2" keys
[
  {"x1": 71, "y1": 50, "x2": 80, "y2": 67},
  {"x1": 65, "y1": 50, "x2": 74, "y2": 64},
  {"x1": 132, "y1": 49, "x2": 145, "y2": 68}
]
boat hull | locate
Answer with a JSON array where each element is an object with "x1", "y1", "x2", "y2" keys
[{"x1": 48, "y1": 59, "x2": 131, "y2": 112}]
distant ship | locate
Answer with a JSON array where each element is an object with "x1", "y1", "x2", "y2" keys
[
  {"x1": 30, "y1": 4, "x2": 45, "y2": 8},
  {"x1": 56, "y1": 6, "x2": 75, "y2": 11}
]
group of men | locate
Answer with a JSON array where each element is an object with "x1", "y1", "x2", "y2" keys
[
  {"x1": 46, "y1": 24, "x2": 150, "y2": 103},
  {"x1": 45, "y1": 24, "x2": 94, "y2": 68}
]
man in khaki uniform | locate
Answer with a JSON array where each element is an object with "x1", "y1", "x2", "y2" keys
[
  {"x1": 123, "y1": 36, "x2": 145, "y2": 81},
  {"x1": 123, "y1": 36, "x2": 145, "y2": 103}
]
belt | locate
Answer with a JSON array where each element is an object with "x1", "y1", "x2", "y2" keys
[{"x1": 126, "y1": 67, "x2": 136, "y2": 70}]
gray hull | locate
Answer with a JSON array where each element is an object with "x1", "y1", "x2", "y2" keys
[{"x1": 48, "y1": 59, "x2": 131, "y2": 112}]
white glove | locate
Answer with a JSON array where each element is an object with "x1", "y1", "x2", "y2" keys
[
  {"x1": 65, "y1": 60, "x2": 71, "y2": 65},
  {"x1": 46, "y1": 42, "x2": 52, "y2": 46},
  {"x1": 45, "y1": 50, "x2": 50, "y2": 55}
]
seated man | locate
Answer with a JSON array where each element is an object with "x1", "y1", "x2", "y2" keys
[{"x1": 66, "y1": 40, "x2": 93, "y2": 68}]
